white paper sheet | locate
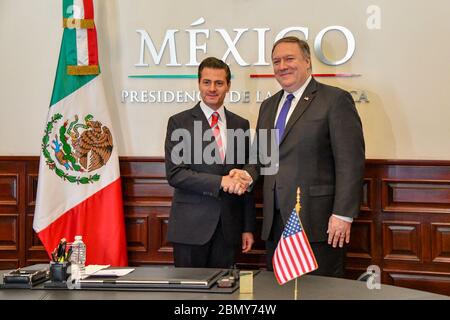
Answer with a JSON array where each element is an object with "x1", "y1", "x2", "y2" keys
[
  {"x1": 91, "y1": 268, "x2": 135, "y2": 277},
  {"x1": 84, "y1": 264, "x2": 110, "y2": 275}
]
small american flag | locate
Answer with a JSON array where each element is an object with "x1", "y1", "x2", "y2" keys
[{"x1": 273, "y1": 208, "x2": 318, "y2": 285}]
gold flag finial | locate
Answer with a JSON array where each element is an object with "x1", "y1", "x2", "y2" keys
[{"x1": 295, "y1": 187, "x2": 301, "y2": 215}]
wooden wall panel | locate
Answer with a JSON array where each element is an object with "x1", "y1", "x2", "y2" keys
[
  {"x1": 125, "y1": 215, "x2": 149, "y2": 253},
  {"x1": 1, "y1": 156, "x2": 449, "y2": 296},
  {"x1": 122, "y1": 178, "x2": 174, "y2": 204},
  {"x1": 0, "y1": 214, "x2": 18, "y2": 250},
  {"x1": 382, "y1": 221, "x2": 422, "y2": 262},
  {"x1": 361, "y1": 178, "x2": 374, "y2": 212},
  {"x1": 382, "y1": 179, "x2": 450, "y2": 214},
  {"x1": 24, "y1": 159, "x2": 47, "y2": 265},
  {"x1": 120, "y1": 158, "x2": 174, "y2": 265},
  {"x1": 26, "y1": 174, "x2": 38, "y2": 208},
  {"x1": 431, "y1": 223, "x2": 450, "y2": 263},
  {"x1": 0, "y1": 259, "x2": 19, "y2": 269},
  {"x1": 0, "y1": 161, "x2": 26, "y2": 269},
  {"x1": 384, "y1": 270, "x2": 450, "y2": 296},
  {"x1": 149, "y1": 207, "x2": 172, "y2": 262},
  {"x1": 0, "y1": 175, "x2": 18, "y2": 206},
  {"x1": 347, "y1": 219, "x2": 374, "y2": 260},
  {"x1": 155, "y1": 213, "x2": 171, "y2": 254}
]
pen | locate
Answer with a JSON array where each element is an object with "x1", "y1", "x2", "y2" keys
[
  {"x1": 57, "y1": 238, "x2": 67, "y2": 261},
  {"x1": 51, "y1": 249, "x2": 58, "y2": 262},
  {"x1": 66, "y1": 247, "x2": 72, "y2": 262}
]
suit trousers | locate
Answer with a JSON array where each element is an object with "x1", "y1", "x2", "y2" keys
[
  {"x1": 172, "y1": 218, "x2": 237, "y2": 268},
  {"x1": 265, "y1": 209, "x2": 346, "y2": 277}
]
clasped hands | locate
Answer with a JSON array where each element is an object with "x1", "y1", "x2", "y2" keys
[{"x1": 220, "y1": 169, "x2": 252, "y2": 195}]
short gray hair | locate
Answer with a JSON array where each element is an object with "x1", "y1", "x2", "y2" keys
[{"x1": 272, "y1": 36, "x2": 312, "y2": 70}]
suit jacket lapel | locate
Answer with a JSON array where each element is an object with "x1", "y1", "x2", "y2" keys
[
  {"x1": 268, "y1": 91, "x2": 284, "y2": 129},
  {"x1": 223, "y1": 108, "x2": 235, "y2": 166},
  {"x1": 191, "y1": 103, "x2": 216, "y2": 165},
  {"x1": 280, "y1": 78, "x2": 318, "y2": 145},
  {"x1": 191, "y1": 102, "x2": 210, "y2": 128}
]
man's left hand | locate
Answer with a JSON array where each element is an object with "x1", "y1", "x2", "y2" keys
[
  {"x1": 327, "y1": 215, "x2": 352, "y2": 248},
  {"x1": 241, "y1": 232, "x2": 254, "y2": 253}
]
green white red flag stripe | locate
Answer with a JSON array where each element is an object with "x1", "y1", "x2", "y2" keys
[
  {"x1": 33, "y1": 0, "x2": 127, "y2": 266},
  {"x1": 63, "y1": 0, "x2": 98, "y2": 74}
]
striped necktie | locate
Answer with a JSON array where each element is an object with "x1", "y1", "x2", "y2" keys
[{"x1": 210, "y1": 112, "x2": 225, "y2": 162}]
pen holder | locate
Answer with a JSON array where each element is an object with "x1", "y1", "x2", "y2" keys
[{"x1": 49, "y1": 261, "x2": 70, "y2": 282}]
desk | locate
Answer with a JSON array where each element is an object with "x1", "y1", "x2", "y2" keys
[{"x1": 0, "y1": 267, "x2": 448, "y2": 300}]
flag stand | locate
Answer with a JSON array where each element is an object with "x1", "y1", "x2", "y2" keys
[
  {"x1": 294, "y1": 187, "x2": 301, "y2": 300},
  {"x1": 273, "y1": 186, "x2": 317, "y2": 292}
]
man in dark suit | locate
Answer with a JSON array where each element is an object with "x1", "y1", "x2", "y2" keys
[
  {"x1": 165, "y1": 57, "x2": 255, "y2": 268},
  {"x1": 232, "y1": 37, "x2": 365, "y2": 277}
]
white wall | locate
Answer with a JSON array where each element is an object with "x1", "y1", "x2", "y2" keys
[{"x1": 1, "y1": 0, "x2": 450, "y2": 159}]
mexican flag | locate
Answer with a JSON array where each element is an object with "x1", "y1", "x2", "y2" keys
[{"x1": 33, "y1": 0, "x2": 128, "y2": 266}]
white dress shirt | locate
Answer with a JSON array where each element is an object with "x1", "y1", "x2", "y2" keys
[
  {"x1": 200, "y1": 101, "x2": 227, "y2": 155},
  {"x1": 274, "y1": 75, "x2": 312, "y2": 126}
]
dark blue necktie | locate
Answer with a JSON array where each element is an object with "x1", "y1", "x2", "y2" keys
[{"x1": 275, "y1": 93, "x2": 295, "y2": 144}]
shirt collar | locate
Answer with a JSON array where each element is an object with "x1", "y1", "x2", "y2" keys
[
  {"x1": 283, "y1": 75, "x2": 312, "y2": 101},
  {"x1": 200, "y1": 101, "x2": 226, "y2": 122}
]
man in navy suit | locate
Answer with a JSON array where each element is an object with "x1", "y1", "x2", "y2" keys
[
  {"x1": 232, "y1": 37, "x2": 365, "y2": 277},
  {"x1": 165, "y1": 57, "x2": 255, "y2": 268}
]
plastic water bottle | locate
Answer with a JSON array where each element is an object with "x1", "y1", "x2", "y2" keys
[{"x1": 70, "y1": 235, "x2": 86, "y2": 281}]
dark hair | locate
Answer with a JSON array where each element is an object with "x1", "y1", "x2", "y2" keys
[
  {"x1": 272, "y1": 36, "x2": 312, "y2": 69},
  {"x1": 198, "y1": 57, "x2": 231, "y2": 84}
]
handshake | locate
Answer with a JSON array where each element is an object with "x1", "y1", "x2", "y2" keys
[{"x1": 221, "y1": 169, "x2": 253, "y2": 195}]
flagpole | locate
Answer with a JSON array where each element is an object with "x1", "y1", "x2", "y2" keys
[
  {"x1": 294, "y1": 278, "x2": 298, "y2": 300},
  {"x1": 294, "y1": 187, "x2": 301, "y2": 300}
]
